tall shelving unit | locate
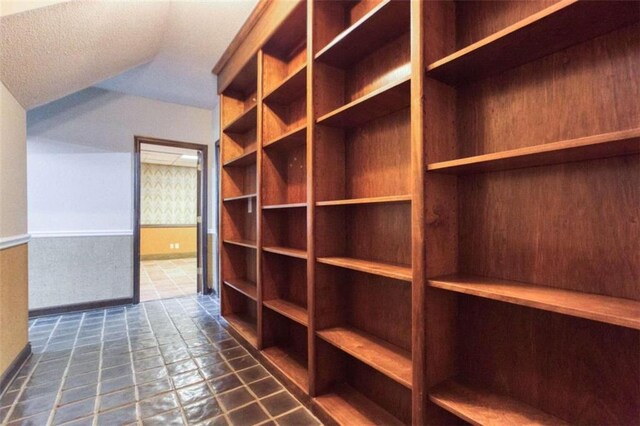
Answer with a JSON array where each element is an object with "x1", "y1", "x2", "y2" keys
[
  {"x1": 216, "y1": 1, "x2": 640, "y2": 424},
  {"x1": 422, "y1": 1, "x2": 640, "y2": 425}
]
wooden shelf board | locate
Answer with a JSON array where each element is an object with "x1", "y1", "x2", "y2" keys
[
  {"x1": 317, "y1": 326, "x2": 411, "y2": 389},
  {"x1": 317, "y1": 257, "x2": 412, "y2": 282},
  {"x1": 263, "y1": 125, "x2": 307, "y2": 151},
  {"x1": 427, "y1": 129, "x2": 640, "y2": 174},
  {"x1": 314, "y1": 0, "x2": 410, "y2": 69},
  {"x1": 224, "y1": 314, "x2": 258, "y2": 348},
  {"x1": 223, "y1": 149, "x2": 257, "y2": 167},
  {"x1": 263, "y1": 63, "x2": 307, "y2": 105},
  {"x1": 223, "y1": 239, "x2": 257, "y2": 250},
  {"x1": 262, "y1": 202, "x2": 307, "y2": 210},
  {"x1": 316, "y1": 195, "x2": 411, "y2": 207},
  {"x1": 263, "y1": 246, "x2": 307, "y2": 260},
  {"x1": 429, "y1": 274, "x2": 640, "y2": 330},
  {"x1": 223, "y1": 278, "x2": 257, "y2": 301},
  {"x1": 264, "y1": 299, "x2": 308, "y2": 326},
  {"x1": 426, "y1": 0, "x2": 640, "y2": 85},
  {"x1": 429, "y1": 379, "x2": 568, "y2": 425},
  {"x1": 261, "y1": 346, "x2": 308, "y2": 392},
  {"x1": 316, "y1": 77, "x2": 410, "y2": 128},
  {"x1": 223, "y1": 103, "x2": 257, "y2": 134},
  {"x1": 223, "y1": 193, "x2": 257, "y2": 202},
  {"x1": 315, "y1": 384, "x2": 403, "y2": 426}
]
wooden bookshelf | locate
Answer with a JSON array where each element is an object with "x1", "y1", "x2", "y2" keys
[
  {"x1": 316, "y1": 77, "x2": 410, "y2": 128},
  {"x1": 223, "y1": 193, "x2": 257, "y2": 202},
  {"x1": 264, "y1": 298, "x2": 308, "y2": 326},
  {"x1": 316, "y1": 195, "x2": 411, "y2": 207},
  {"x1": 426, "y1": 0, "x2": 640, "y2": 85},
  {"x1": 222, "y1": 148, "x2": 257, "y2": 167},
  {"x1": 315, "y1": 384, "x2": 403, "y2": 426},
  {"x1": 262, "y1": 345, "x2": 309, "y2": 392},
  {"x1": 429, "y1": 275, "x2": 640, "y2": 330},
  {"x1": 429, "y1": 379, "x2": 567, "y2": 426},
  {"x1": 422, "y1": 1, "x2": 640, "y2": 424},
  {"x1": 223, "y1": 279, "x2": 257, "y2": 301},
  {"x1": 263, "y1": 63, "x2": 306, "y2": 105},
  {"x1": 223, "y1": 239, "x2": 257, "y2": 250},
  {"x1": 216, "y1": 0, "x2": 639, "y2": 424},
  {"x1": 262, "y1": 202, "x2": 307, "y2": 210},
  {"x1": 317, "y1": 326, "x2": 412, "y2": 388},
  {"x1": 317, "y1": 257, "x2": 411, "y2": 282},
  {"x1": 263, "y1": 246, "x2": 307, "y2": 260},
  {"x1": 314, "y1": 0, "x2": 410, "y2": 69},
  {"x1": 427, "y1": 129, "x2": 640, "y2": 174},
  {"x1": 225, "y1": 313, "x2": 258, "y2": 348},
  {"x1": 223, "y1": 103, "x2": 257, "y2": 134},
  {"x1": 263, "y1": 125, "x2": 306, "y2": 151}
]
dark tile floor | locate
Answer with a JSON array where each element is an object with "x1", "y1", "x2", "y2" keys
[{"x1": 0, "y1": 295, "x2": 321, "y2": 426}]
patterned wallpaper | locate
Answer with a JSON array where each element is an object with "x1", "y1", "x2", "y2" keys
[{"x1": 141, "y1": 163, "x2": 197, "y2": 225}]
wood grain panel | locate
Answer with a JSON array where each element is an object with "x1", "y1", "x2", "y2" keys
[
  {"x1": 459, "y1": 155, "x2": 640, "y2": 300},
  {"x1": 0, "y1": 244, "x2": 28, "y2": 376},
  {"x1": 262, "y1": 143, "x2": 306, "y2": 205},
  {"x1": 457, "y1": 24, "x2": 640, "y2": 158},
  {"x1": 458, "y1": 297, "x2": 640, "y2": 425}
]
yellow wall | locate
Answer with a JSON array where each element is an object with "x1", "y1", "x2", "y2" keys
[
  {"x1": 0, "y1": 81, "x2": 29, "y2": 380},
  {"x1": 0, "y1": 244, "x2": 29, "y2": 376},
  {"x1": 140, "y1": 226, "x2": 197, "y2": 258}
]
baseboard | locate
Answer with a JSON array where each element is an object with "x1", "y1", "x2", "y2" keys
[
  {"x1": 0, "y1": 342, "x2": 31, "y2": 394},
  {"x1": 29, "y1": 297, "x2": 133, "y2": 318},
  {"x1": 140, "y1": 252, "x2": 197, "y2": 261}
]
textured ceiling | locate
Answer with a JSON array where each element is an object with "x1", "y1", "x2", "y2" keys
[
  {"x1": 97, "y1": 1, "x2": 258, "y2": 109},
  {"x1": 0, "y1": 1, "x2": 170, "y2": 109},
  {"x1": 0, "y1": 0, "x2": 258, "y2": 110}
]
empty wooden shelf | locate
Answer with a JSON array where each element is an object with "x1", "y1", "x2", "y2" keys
[
  {"x1": 223, "y1": 103, "x2": 257, "y2": 134},
  {"x1": 224, "y1": 314, "x2": 258, "y2": 348},
  {"x1": 314, "y1": 0, "x2": 410, "y2": 69},
  {"x1": 315, "y1": 384, "x2": 403, "y2": 426},
  {"x1": 264, "y1": 64, "x2": 306, "y2": 105},
  {"x1": 223, "y1": 278, "x2": 257, "y2": 301},
  {"x1": 223, "y1": 239, "x2": 257, "y2": 249},
  {"x1": 262, "y1": 345, "x2": 309, "y2": 392},
  {"x1": 429, "y1": 379, "x2": 568, "y2": 426},
  {"x1": 262, "y1": 202, "x2": 306, "y2": 210},
  {"x1": 426, "y1": 0, "x2": 640, "y2": 85},
  {"x1": 427, "y1": 129, "x2": 640, "y2": 174},
  {"x1": 429, "y1": 274, "x2": 640, "y2": 330},
  {"x1": 264, "y1": 299, "x2": 308, "y2": 326},
  {"x1": 317, "y1": 326, "x2": 412, "y2": 388},
  {"x1": 262, "y1": 246, "x2": 307, "y2": 260},
  {"x1": 316, "y1": 77, "x2": 410, "y2": 128},
  {"x1": 223, "y1": 149, "x2": 257, "y2": 167},
  {"x1": 316, "y1": 195, "x2": 411, "y2": 207},
  {"x1": 223, "y1": 193, "x2": 257, "y2": 202},
  {"x1": 263, "y1": 125, "x2": 306, "y2": 151},
  {"x1": 317, "y1": 257, "x2": 411, "y2": 282}
]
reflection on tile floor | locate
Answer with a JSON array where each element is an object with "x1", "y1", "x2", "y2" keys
[
  {"x1": 0, "y1": 295, "x2": 321, "y2": 426},
  {"x1": 140, "y1": 259, "x2": 197, "y2": 302}
]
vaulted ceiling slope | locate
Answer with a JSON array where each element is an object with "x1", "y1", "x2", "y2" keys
[
  {"x1": 0, "y1": 1, "x2": 170, "y2": 109},
  {"x1": 0, "y1": 0, "x2": 258, "y2": 110}
]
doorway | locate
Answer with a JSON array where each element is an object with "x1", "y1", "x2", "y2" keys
[{"x1": 133, "y1": 136, "x2": 209, "y2": 304}]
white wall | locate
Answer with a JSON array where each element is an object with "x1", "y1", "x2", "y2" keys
[
  {"x1": 28, "y1": 87, "x2": 214, "y2": 235},
  {"x1": 27, "y1": 87, "x2": 216, "y2": 309}
]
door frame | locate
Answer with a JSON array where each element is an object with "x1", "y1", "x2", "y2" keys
[{"x1": 133, "y1": 136, "x2": 210, "y2": 304}]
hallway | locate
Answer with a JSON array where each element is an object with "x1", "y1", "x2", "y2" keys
[{"x1": 0, "y1": 296, "x2": 320, "y2": 426}]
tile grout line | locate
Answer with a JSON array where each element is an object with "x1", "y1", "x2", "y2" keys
[
  {"x1": 45, "y1": 312, "x2": 87, "y2": 426},
  {"x1": 1, "y1": 315, "x2": 63, "y2": 425}
]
